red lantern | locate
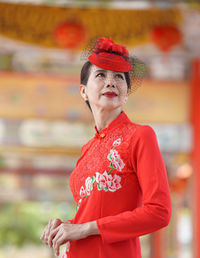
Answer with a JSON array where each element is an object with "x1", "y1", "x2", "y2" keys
[
  {"x1": 53, "y1": 21, "x2": 88, "y2": 49},
  {"x1": 151, "y1": 25, "x2": 182, "y2": 52}
]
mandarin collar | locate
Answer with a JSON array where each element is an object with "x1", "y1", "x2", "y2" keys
[{"x1": 94, "y1": 111, "x2": 130, "y2": 138}]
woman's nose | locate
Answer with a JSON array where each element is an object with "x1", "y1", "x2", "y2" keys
[{"x1": 105, "y1": 75, "x2": 116, "y2": 88}]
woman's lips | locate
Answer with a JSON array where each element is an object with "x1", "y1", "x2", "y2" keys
[{"x1": 103, "y1": 92, "x2": 118, "y2": 98}]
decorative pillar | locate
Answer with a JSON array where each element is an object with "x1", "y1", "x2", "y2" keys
[{"x1": 191, "y1": 59, "x2": 200, "y2": 258}]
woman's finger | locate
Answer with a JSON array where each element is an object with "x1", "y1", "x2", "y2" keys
[
  {"x1": 47, "y1": 219, "x2": 63, "y2": 247},
  {"x1": 52, "y1": 230, "x2": 62, "y2": 250},
  {"x1": 40, "y1": 223, "x2": 50, "y2": 244},
  {"x1": 45, "y1": 219, "x2": 61, "y2": 244},
  {"x1": 41, "y1": 222, "x2": 50, "y2": 240},
  {"x1": 53, "y1": 231, "x2": 67, "y2": 257},
  {"x1": 42, "y1": 219, "x2": 54, "y2": 244},
  {"x1": 52, "y1": 218, "x2": 63, "y2": 230},
  {"x1": 40, "y1": 229, "x2": 45, "y2": 241},
  {"x1": 48, "y1": 225, "x2": 60, "y2": 247}
]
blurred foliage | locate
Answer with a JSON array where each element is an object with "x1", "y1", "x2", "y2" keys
[
  {"x1": 0, "y1": 201, "x2": 75, "y2": 247},
  {"x1": 0, "y1": 54, "x2": 13, "y2": 70}
]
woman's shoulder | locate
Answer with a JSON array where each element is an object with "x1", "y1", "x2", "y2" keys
[
  {"x1": 123, "y1": 113, "x2": 155, "y2": 136},
  {"x1": 127, "y1": 119, "x2": 157, "y2": 141}
]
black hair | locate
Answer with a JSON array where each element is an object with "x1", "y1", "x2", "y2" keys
[{"x1": 80, "y1": 61, "x2": 131, "y2": 111}]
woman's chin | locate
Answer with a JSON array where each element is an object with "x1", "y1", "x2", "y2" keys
[
  {"x1": 99, "y1": 103, "x2": 121, "y2": 111},
  {"x1": 101, "y1": 99, "x2": 120, "y2": 107},
  {"x1": 90, "y1": 100, "x2": 122, "y2": 111}
]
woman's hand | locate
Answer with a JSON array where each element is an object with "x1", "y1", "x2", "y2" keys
[
  {"x1": 50, "y1": 221, "x2": 99, "y2": 256},
  {"x1": 40, "y1": 218, "x2": 63, "y2": 247}
]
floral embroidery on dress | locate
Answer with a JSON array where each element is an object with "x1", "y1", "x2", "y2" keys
[
  {"x1": 77, "y1": 138, "x2": 123, "y2": 208},
  {"x1": 95, "y1": 171, "x2": 121, "y2": 192},
  {"x1": 107, "y1": 149, "x2": 125, "y2": 172},
  {"x1": 85, "y1": 176, "x2": 94, "y2": 195},
  {"x1": 113, "y1": 138, "x2": 121, "y2": 146}
]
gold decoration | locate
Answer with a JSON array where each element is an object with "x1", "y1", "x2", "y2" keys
[{"x1": 0, "y1": 2, "x2": 182, "y2": 48}]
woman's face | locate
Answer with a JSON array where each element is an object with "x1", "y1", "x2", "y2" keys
[{"x1": 80, "y1": 65, "x2": 128, "y2": 111}]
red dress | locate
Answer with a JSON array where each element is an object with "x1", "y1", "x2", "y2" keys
[{"x1": 67, "y1": 112, "x2": 171, "y2": 258}]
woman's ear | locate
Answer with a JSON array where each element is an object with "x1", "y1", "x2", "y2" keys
[{"x1": 80, "y1": 84, "x2": 88, "y2": 101}]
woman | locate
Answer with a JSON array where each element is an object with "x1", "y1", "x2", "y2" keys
[{"x1": 41, "y1": 37, "x2": 171, "y2": 258}]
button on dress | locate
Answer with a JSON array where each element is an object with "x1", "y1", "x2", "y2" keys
[{"x1": 66, "y1": 112, "x2": 171, "y2": 258}]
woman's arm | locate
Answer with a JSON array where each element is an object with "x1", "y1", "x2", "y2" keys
[{"x1": 96, "y1": 126, "x2": 171, "y2": 243}]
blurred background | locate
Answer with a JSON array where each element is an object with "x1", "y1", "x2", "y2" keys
[{"x1": 0, "y1": 0, "x2": 200, "y2": 257}]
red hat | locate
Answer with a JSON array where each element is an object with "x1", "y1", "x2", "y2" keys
[{"x1": 88, "y1": 37, "x2": 132, "y2": 72}]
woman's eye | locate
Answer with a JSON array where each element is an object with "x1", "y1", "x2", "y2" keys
[
  {"x1": 96, "y1": 73, "x2": 105, "y2": 78},
  {"x1": 116, "y1": 74, "x2": 124, "y2": 79}
]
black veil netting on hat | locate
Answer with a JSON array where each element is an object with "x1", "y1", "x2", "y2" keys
[{"x1": 80, "y1": 37, "x2": 147, "y2": 94}]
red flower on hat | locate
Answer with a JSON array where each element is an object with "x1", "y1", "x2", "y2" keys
[
  {"x1": 94, "y1": 37, "x2": 129, "y2": 57},
  {"x1": 112, "y1": 44, "x2": 129, "y2": 57},
  {"x1": 94, "y1": 37, "x2": 113, "y2": 52}
]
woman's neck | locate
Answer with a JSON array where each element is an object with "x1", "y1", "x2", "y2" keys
[{"x1": 91, "y1": 106, "x2": 122, "y2": 132}]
